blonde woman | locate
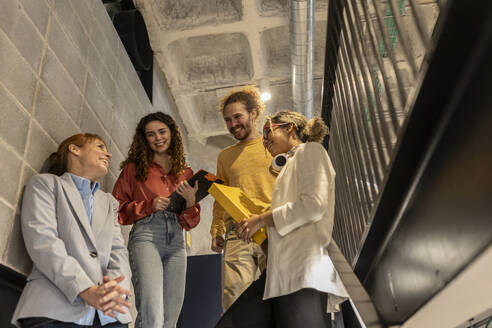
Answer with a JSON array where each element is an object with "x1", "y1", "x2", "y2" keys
[{"x1": 236, "y1": 111, "x2": 348, "y2": 328}]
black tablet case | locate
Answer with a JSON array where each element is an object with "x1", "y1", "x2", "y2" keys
[{"x1": 166, "y1": 169, "x2": 224, "y2": 213}]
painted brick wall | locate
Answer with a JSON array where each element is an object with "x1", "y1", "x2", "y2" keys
[{"x1": 0, "y1": 0, "x2": 172, "y2": 275}]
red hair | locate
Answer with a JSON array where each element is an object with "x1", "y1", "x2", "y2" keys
[{"x1": 48, "y1": 133, "x2": 104, "y2": 176}]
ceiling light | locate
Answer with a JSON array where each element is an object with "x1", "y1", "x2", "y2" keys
[
  {"x1": 260, "y1": 92, "x2": 272, "y2": 102},
  {"x1": 259, "y1": 79, "x2": 272, "y2": 102}
]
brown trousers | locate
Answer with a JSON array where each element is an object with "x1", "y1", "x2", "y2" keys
[{"x1": 221, "y1": 227, "x2": 266, "y2": 311}]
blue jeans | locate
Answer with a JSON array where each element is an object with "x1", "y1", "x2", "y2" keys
[{"x1": 128, "y1": 211, "x2": 187, "y2": 328}]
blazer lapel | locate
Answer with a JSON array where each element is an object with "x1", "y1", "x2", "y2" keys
[{"x1": 60, "y1": 173, "x2": 97, "y2": 249}]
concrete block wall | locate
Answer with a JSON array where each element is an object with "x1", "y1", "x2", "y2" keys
[{"x1": 0, "y1": 0, "x2": 173, "y2": 275}]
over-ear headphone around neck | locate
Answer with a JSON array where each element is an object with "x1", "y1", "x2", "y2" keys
[{"x1": 269, "y1": 145, "x2": 299, "y2": 175}]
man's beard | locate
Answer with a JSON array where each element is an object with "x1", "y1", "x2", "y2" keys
[{"x1": 231, "y1": 124, "x2": 252, "y2": 141}]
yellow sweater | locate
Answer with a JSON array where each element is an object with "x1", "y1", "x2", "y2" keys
[{"x1": 211, "y1": 137, "x2": 276, "y2": 238}]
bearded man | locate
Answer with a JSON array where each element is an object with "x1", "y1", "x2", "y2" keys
[{"x1": 210, "y1": 87, "x2": 275, "y2": 311}]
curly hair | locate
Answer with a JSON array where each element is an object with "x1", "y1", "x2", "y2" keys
[
  {"x1": 267, "y1": 110, "x2": 329, "y2": 143},
  {"x1": 219, "y1": 85, "x2": 265, "y2": 117},
  {"x1": 48, "y1": 133, "x2": 103, "y2": 176},
  {"x1": 121, "y1": 112, "x2": 187, "y2": 181}
]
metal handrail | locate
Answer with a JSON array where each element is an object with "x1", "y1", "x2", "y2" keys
[{"x1": 324, "y1": 0, "x2": 443, "y2": 265}]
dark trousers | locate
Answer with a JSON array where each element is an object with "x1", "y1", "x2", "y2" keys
[
  {"x1": 216, "y1": 272, "x2": 332, "y2": 328},
  {"x1": 19, "y1": 313, "x2": 128, "y2": 328}
]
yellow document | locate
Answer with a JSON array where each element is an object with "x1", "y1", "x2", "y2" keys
[{"x1": 208, "y1": 183, "x2": 267, "y2": 245}]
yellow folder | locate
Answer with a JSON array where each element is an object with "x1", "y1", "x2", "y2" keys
[{"x1": 208, "y1": 183, "x2": 267, "y2": 245}]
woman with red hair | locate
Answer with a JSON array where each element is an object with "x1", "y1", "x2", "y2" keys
[{"x1": 12, "y1": 133, "x2": 132, "y2": 328}]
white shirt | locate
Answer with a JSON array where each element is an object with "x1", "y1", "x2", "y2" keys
[{"x1": 265, "y1": 142, "x2": 348, "y2": 312}]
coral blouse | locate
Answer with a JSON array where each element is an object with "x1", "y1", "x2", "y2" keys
[{"x1": 112, "y1": 162, "x2": 200, "y2": 230}]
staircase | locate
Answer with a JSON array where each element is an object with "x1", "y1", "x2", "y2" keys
[{"x1": 321, "y1": 0, "x2": 492, "y2": 326}]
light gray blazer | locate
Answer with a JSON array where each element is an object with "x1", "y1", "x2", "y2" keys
[{"x1": 12, "y1": 173, "x2": 132, "y2": 326}]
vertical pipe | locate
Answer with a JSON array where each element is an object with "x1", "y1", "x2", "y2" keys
[{"x1": 291, "y1": 0, "x2": 314, "y2": 118}]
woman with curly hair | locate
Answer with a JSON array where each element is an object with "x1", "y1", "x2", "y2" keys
[{"x1": 112, "y1": 112, "x2": 200, "y2": 328}]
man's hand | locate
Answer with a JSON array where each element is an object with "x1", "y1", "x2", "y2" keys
[
  {"x1": 79, "y1": 275, "x2": 132, "y2": 317},
  {"x1": 211, "y1": 236, "x2": 225, "y2": 253}
]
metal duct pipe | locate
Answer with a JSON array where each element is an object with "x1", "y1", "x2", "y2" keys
[{"x1": 291, "y1": 0, "x2": 314, "y2": 118}]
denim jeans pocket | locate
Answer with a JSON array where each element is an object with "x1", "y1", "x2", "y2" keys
[
  {"x1": 136, "y1": 213, "x2": 154, "y2": 225},
  {"x1": 173, "y1": 217, "x2": 184, "y2": 233}
]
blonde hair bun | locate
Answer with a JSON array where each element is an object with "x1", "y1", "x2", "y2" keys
[{"x1": 267, "y1": 110, "x2": 329, "y2": 143}]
